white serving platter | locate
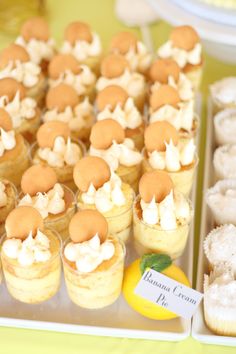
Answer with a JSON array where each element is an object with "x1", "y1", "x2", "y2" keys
[
  {"x1": 0, "y1": 98, "x2": 201, "y2": 341},
  {"x1": 192, "y1": 98, "x2": 236, "y2": 346}
]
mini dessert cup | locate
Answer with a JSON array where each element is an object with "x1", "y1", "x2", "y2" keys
[
  {"x1": 0, "y1": 135, "x2": 29, "y2": 187},
  {"x1": 0, "y1": 180, "x2": 17, "y2": 236},
  {"x1": 62, "y1": 235, "x2": 125, "y2": 309},
  {"x1": 210, "y1": 77, "x2": 236, "y2": 114},
  {"x1": 30, "y1": 139, "x2": 85, "y2": 192},
  {"x1": 1, "y1": 228, "x2": 62, "y2": 304},
  {"x1": 15, "y1": 108, "x2": 41, "y2": 144},
  {"x1": 213, "y1": 144, "x2": 236, "y2": 180},
  {"x1": 214, "y1": 108, "x2": 236, "y2": 146},
  {"x1": 133, "y1": 195, "x2": 192, "y2": 259}
]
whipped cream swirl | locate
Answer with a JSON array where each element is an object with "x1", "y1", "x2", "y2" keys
[
  {"x1": 149, "y1": 99, "x2": 194, "y2": 132},
  {"x1": 0, "y1": 181, "x2": 7, "y2": 207},
  {"x1": 64, "y1": 233, "x2": 115, "y2": 273},
  {"x1": 0, "y1": 60, "x2": 41, "y2": 87},
  {"x1": 90, "y1": 138, "x2": 142, "y2": 171},
  {"x1": 49, "y1": 65, "x2": 96, "y2": 95},
  {"x1": 15, "y1": 36, "x2": 55, "y2": 64},
  {"x1": 148, "y1": 139, "x2": 196, "y2": 172},
  {"x1": 0, "y1": 91, "x2": 37, "y2": 128},
  {"x1": 0, "y1": 128, "x2": 16, "y2": 156},
  {"x1": 96, "y1": 68, "x2": 146, "y2": 98},
  {"x1": 97, "y1": 97, "x2": 142, "y2": 129},
  {"x1": 18, "y1": 183, "x2": 65, "y2": 218},
  {"x1": 158, "y1": 41, "x2": 202, "y2": 68},
  {"x1": 140, "y1": 190, "x2": 191, "y2": 230},
  {"x1": 81, "y1": 172, "x2": 126, "y2": 213},
  {"x1": 123, "y1": 41, "x2": 152, "y2": 72},
  {"x1": 61, "y1": 32, "x2": 102, "y2": 61},
  {"x1": 38, "y1": 136, "x2": 82, "y2": 168},
  {"x1": 43, "y1": 97, "x2": 93, "y2": 132},
  {"x1": 151, "y1": 72, "x2": 194, "y2": 102},
  {"x1": 3, "y1": 229, "x2": 51, "y2": 266}
]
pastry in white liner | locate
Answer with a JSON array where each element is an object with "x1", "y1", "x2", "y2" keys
[
  {"x1": 206, "y1": 179, "x2": 236, "y2": 225},
  {"x1": 204, "y1": 224, "x2": 236, "y2": 274},
  {"x1": 204, "y1": 264, "x2": 236, "y2": 336},
  {"x1": 213, "y1": 144, "x2": 236, "y2": 180},
  {"x1": 214, "y1": 108, "x2": 236, "y2": 146},
  {"x1": 210, "y1": 77, "x2": 236, "y2": 113}
]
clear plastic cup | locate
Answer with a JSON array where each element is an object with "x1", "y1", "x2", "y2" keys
[{"x1": 0, "y1": 180, "x2": 18, "y2": 237}]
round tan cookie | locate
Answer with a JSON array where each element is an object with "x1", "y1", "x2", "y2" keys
[
  {"x1": 0, "y1": 78, "x2": 26, "y2": 101},
  {"x1": 46, "y1": 83, "x2": 79, "y2": 112},
  {"x1": 96, "y1": 85, "x2": 129, "y2": 111},
  {"x1": 110, "y1": 31, "x2": 137, "y2": 55},
  {"x1": 48, "y1": 54, "x2": 81, "y2": 79},
  {"x1": 73, "y1": 156, "x2": 111, "y2": 192},
  {"x1": 5, "y1": 206, "x2": 44, "y2": 239},
  {"x1": 170, "y1": 26, "x2": 200, "y2": 51},
  {"x1": 69, "y1": 210, "x2": 108, "y2": 243},
  {"x1": 37, "y1": 121, "x2": 70, "y2": 148},
  {"x1": 149, "y1": 59, "x2": 180, "y2": 84},
  {"x1": 150, "y1": 85, "x2": 181, "y2": 111},
  {"x1": 0, "y1": 44, "x2": 30, "y2": 69},
  {"x1": 101, "y1": 54, "x2": 129, "y2": 79},
  {"x1": 21, "y1": 17, "x2": 50, "y2": 42},
  {"x1": 90, "y1": 119, "x2": 125, "y2": 149},
  {"x1": 64, "y1": 21, "x2": 93, "y2": 44},
  {"x1": 139, "y1": 170, "x2": 174, "y2": 203},
  {"x1": 0, "y1": 109, "x2": 13, "y2": 131},
  {"x1": 144, "y1": 121, "x2": 179, "y2": 152},
  {"x1": 21, "y1": 165, "x2": 58, "y2": 196}
]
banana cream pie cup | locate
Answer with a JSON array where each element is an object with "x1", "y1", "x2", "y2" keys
[
  {"x1": 0, "y1": 179, "x2": 17, "y2": 236},
  {"x1": 0, "y1": 78, "x2": 41, "y2": 143},
  {"x1": 18, "y1": 165, "x2": 75, "y2": 240},
  {"x1": 0, "y1": 108, "x2": 29, "y2": 186},
  {"x1": 43, "y1": 83, "x2": 94, "y2": 147},
  {"x1": 62, "y1": 210, "x2": 125, "y2": 309},
  {"x1": 96, "y1": 54, "x2": 147, "y2": 112},
  {"x1": 96, "y1": 85, "x2": 145, "y2": 150},
  {"x1": 133, "y1": 171, "x2": 193, "y2": 259},
  {"x1": 1, "y1": 206, "x2": 61, "y2": 303},
  {"x1": 89, "y1": 119, "x2": 142, "y2": 194},
  {"x1": 157, "y1": 26, "x2": 203, "y2": 90},
  {"x1": 15, "y1": 17, "x2": 56, "y2": 75},
  {"x1": 210, "y1": 77, "x2": 236, "y2": 114},
  {"x1": 109, "y1": 31, "x2": 152, "y2": 76},
  {"x1": 149, "y1": 84, "x2": 198, "y2": 140},
  {"x1": 60, "y1": 21, "x2": 102, "y2": 75},
  {"x1": 30, "y1": 121, "x2": 85, "y2": 192},
  {"x1": 0, "y1": 44, "x2": 47, "y2": 107},
  {"x1": 142, "y1": 121, "x2": 198, "y2": 195},
  {"x1": 48, "y1": 54, "x2": 96, "y2": 102},
  {"x1": 74, "y1": 156, "x2": 134, "y2": 243}
]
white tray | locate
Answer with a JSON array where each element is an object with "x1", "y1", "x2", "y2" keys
[
  {"x1": 0, "y1": 98, "x2": 201, "y2": 341},
  {"x1": 192, "y1": 98, "x2": 236, "y2": 346}
]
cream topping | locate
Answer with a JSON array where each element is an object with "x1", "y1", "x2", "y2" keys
[
  {"x1": 2, "y1": 229, "x2": 51, "y2": 266},
  {"x1": 149, "y1": 99, "x2": 195, "y2": 132},
  {"x1": 15, "y1": 36, "x2": 55, "y2": 64},
  {"x1": 43, "y1": 97, "x2": 93, "y2": 132},
  {"x1": 204, "y1": 224, "x2": 236, "y2": 273},
  {"x1": 64, "y1": 233, "x2": 115, "y2": 273},
  {"x1": 214, "y1": 144, "x2": 236, "y2": 179},
  {"x1": 61, "y1": 32, "x2": 102, "y2": 61},
  {"x1": 0, "y1": 181, "x2": 7, "y2": 207},
  {"x1": 49, "y1": 65, "x2": 96, "y2": 95},
  {"x1": 0, "y1": 91, "x2": 37, "y2": 128},
  {"x1": 210, "y1": 77, "x2": 236, "y2": 105},
  {"x1": 124, "y1": 41, "x2": 152, "y2": 72},
  {"x1": 81, "y1": 172, "x2": 126, "y2": 213},
  {"x1": 140, "y1": 190, "x2": 191, "y2": 230},
  {"x1": 214, "y1": 109, "x2": 236, "y2": 146},
  {"x1": 89, "y1": 137, "x2": 142, "y2": 171},
  {"x1": 0, "y1": 60, "x2": 41, "y2": 87},
  {"x1": 151, "y1": 72, "x2": 194, "y2": 102},
  {"x1": 0, "y1": 128, "x2": 16, "y2": 156},
  {"x1": 38, "y1": 136, "x2": 82, "y2": 168},
  {"x1": 97, "y1": 97, "x2": 142, "y2": 129},
  {"x1": 148, "y1": 139, "x2": 196, "y2": 172},
  {"x1": 96, "y1": 68, "x2": 146, "y2": 98},
  {"x1": 158, "y1": 41, "x2": 202, "y2": 68},
  {"x1": 18, "y1": 183, "x2": 65, "y2": 218}
]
